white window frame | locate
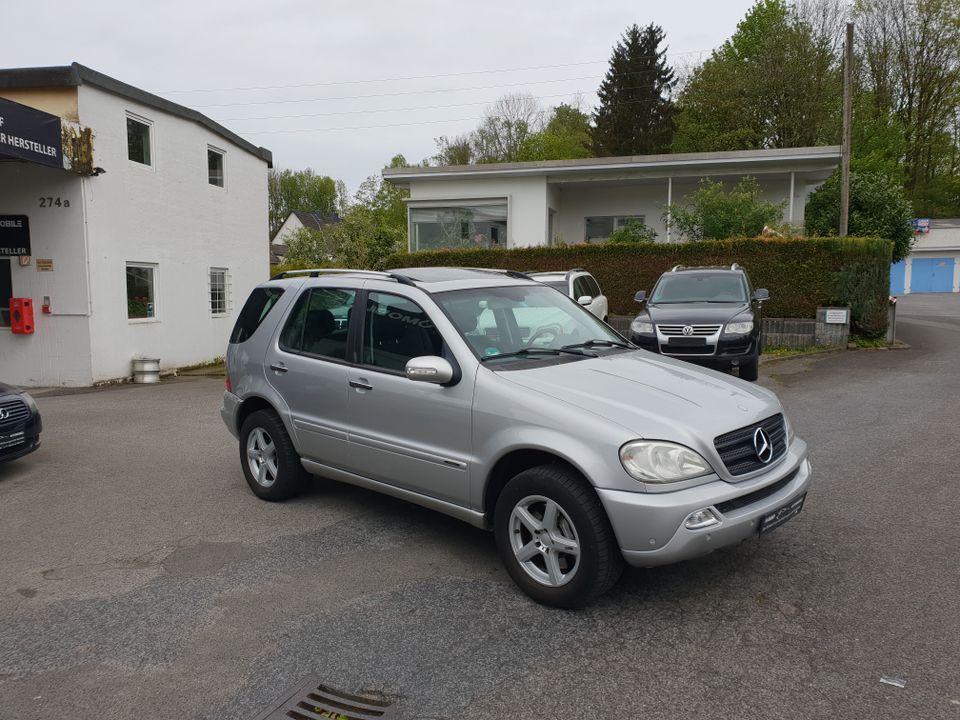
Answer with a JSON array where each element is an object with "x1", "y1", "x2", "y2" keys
[
  {"x1": 406, "y1": 196, "x2": 510, "y2": 252},
  {"x1": 126, "y1": 112, "x2": 154, "y2": 168},
  {"x1": 207, "y1": 145, "x2": 226, "y2": 189},
  {"x1": 126, "y1": 261, "x2": 159, "y2": 323},
  {"x1": 208, "y1": 267, "x2": 231, "y2": 316},
  {"x1": 584, "y1": 214, "x2": 646, "y2": 242}
]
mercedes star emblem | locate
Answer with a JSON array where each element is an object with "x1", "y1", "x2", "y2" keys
[{"x1": 753, "y1": 427, "x2": 773, "y2": 463}]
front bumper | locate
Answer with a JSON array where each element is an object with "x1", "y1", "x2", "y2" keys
[
  {"x1": 597, "y1": 442, "x2": 812, "y2": 567},
  {"x1": 0, "y1": 419, "x2": 42, "y2": 463},
  {"x1": 631, "y1": 334, "x2": 758, "y2": 366}
]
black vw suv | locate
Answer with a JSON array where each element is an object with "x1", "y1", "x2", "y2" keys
[
  {"x1": 0, "y1": 382, "x2": 42, "y2": 462},
  {"x1": 629, "y1": 264, "x2": 768, "y2": 381}
]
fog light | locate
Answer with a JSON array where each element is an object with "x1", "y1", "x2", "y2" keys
[{"x1": 684, "y1": 508, "x2": 721, "y2": 530}]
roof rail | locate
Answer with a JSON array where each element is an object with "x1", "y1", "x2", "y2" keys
[
  {"x1": 564, "y1": 267, "x2": 586, "y2": 281},
  {"x1": 670, "y1": 265, "x2": 684, "y2": 272},
  {"x1": 730, "y1": 263, "x2": 741, "y2": 271},
  {"x1": 269, "y1": 268, "x2": 416, "y2": 285}
]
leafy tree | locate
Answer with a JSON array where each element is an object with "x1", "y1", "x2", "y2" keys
[
  {"x1": 592, "y1": 23, "x2": 676, "y2": 156},
  {"x1": 268, "y1": 168, "x2": 338, "y2": 237},
  {"x1": 518, "y1": 104, "x2": 593, "y2": 161},
  {"x1": 432, "y1": 134, "x2": 473, "y2": 165},
  {"x1": 607, "y1": 219, "x2": 658, "y2": 244},
  {"x1": 672, "y1": 0, "x2": 840, "y2": 152},
  {"x1": 665, "y1": 177, "x2": 786, "y2": 240},
  {"x1": 805, "y1": 170, "x2": 914, "y2": 262}
]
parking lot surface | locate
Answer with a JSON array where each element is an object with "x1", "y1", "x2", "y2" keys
[{"x1": 1, "y1": 294, "x2": 958, "y2": 719}]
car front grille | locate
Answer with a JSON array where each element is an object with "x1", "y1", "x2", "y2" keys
[
  {"x1": 0, "y1": 398, "x2": 30, "y2": 431},
  {"x1": 663, "y1": 345, "x2": 716, "y2": 355},
  {"x1": 657, "y1": 324, "x2": 721, "y2": 336},
  {"x1": 714, "y1": 413, "x2": 787, "y2": 476}
]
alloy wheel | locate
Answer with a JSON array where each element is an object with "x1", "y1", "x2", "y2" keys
[
  {"x1": 246, "y1": 427, "x2": 278, "y2": 488},
  {"x1": 509, "y1": 495, "x2": 581, "y2": 587}
]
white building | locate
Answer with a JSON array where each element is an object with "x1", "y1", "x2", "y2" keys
[
  {"x1": 0, "y1": 63, "x2": 272, "y2": 387},
  {"x1": 270, "y1": 210, "x2": 340, "y2": 265},
  {"x1": 890, "y1": 219, "x2": 960, "y2": 294},
  {"x1": 383, "y1": 147, "x2": 840, "y2": 251}
]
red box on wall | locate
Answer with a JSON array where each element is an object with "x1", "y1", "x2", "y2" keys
[{"x1": 10, "y1": 298, "x2": 35, "y2": 334}]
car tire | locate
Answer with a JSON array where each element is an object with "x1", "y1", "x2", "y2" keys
[
  {"x1": 739, "y1": 356, "x2": 760, "y2": 381},
  {"x1": 239, "y1": 409, "x2": 308, "y2": 501},
  {"x1": 494, "y1": 464, "x2": 624, "y2": 608}
]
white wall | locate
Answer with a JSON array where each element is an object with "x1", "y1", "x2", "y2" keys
[
  {"x1": 78, "y1": 85, "x2": 270, "y2": 382},
  {"x1": 0, "y1": 163, "x2": 93, "y2": 385},
  {"x1": 273, "y1": 213, "x2": 304, "y2": 245},
  {"x1": 408, "y1": 175, "x2": 548, "y2": 248}
]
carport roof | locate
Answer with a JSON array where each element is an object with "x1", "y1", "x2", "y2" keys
[
  {"x1": 0, "y1": 62, "x2": 272, "y2": 166},
  {"x1": 383, "y1": 145, "x2": 841, "y2": 185}
]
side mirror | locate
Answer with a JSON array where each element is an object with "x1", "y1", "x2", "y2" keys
[
  {"x1": 634, "y1": 290, "x2": 647, "y2": 303},
  {"x1": 405, "y1": 356, "x2": 455, "y2": 385},
  {"x1": 577, "y1": 295, "x2": 593, "y2": 306},
  {"x1": 753, "y1": 288, "x2": 770, "y2": 302}
]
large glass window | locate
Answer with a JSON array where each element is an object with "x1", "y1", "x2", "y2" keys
[
  {"x1": 126, "y1": 263, "x2": 156, "y2": 319},
  {"x1": 280, "y1": 288, "x2": 356, "y2": 361},
  {"x1": 127, "y1": 115, "x2": 152, "y2": 165},
  {"x1": 410, "y1": 203, "x2": 507, "y2": 251},
  {"x1": 435, "y1": 285, "x2": 624, "y2": 363},
  {"x1": 584, "y1": 215, "x2": 645, "y2": 242},
  {"x1": 361, "y1": 292, "x2": 444, "y2": 372}
]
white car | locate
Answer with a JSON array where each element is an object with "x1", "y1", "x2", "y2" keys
[{"x1": 529, "y1": 269, "x2": 609, "y2": 322}]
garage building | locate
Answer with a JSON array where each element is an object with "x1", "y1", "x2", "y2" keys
[{"x1": 890, "y1": 219, "x2": 960, "y2": 295}]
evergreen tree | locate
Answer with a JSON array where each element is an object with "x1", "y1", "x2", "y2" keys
[{"x1": 591, "y1": 24, "x2": 676, "y2": 156}]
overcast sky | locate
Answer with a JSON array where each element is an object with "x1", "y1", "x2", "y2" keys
[{"x1": 6, "y1": 0, "x2": 755, "y2": 192}]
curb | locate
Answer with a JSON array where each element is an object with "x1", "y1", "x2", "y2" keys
[{"x1": 759, "y1": 347, "x2": 846, "y2": 366}]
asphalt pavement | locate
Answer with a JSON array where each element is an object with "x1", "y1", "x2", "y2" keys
[{"x1": 0, "y1": 293, "x2": 958, "y2": 719}]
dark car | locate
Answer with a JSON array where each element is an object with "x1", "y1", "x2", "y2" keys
[
  {"x1": 0, "y1": 382, "x2": 42, "y2": 462},
  {"x1": 629, "y1": 264, "x2": 768, "y2": 381}
]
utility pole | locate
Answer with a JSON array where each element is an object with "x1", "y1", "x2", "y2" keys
[{"x1": 840, "y1": 21, "x2": 853, "y2": 237}]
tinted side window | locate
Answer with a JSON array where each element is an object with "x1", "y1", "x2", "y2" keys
[
  {"x1": 361, "y1": 292, "x2": 444, "y2": 372},
  {"x1": 587, "y1": 276, "x2": 602, "y2": 296},
  {"x1": 573, "y1": 276, "x2": 591, "y2": 298},
  {"x1": 230, "y1": 287, "x2": 285, "y2": 343},
  {"x1": 280, "y1": 287, "x2": 356, "y2": 360}
]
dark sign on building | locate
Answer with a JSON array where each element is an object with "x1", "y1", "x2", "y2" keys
[
  {"x1": 0, "y1": 97, "x2": 63, "y2": 170},
  {"x1": 0, "y1": 216, "x2": 31, "y2": 256}
]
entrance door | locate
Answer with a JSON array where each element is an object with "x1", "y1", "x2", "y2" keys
[
  {"x1": 911, "y1": 257, "x2": 955, "y2": 293},
  {"x1": 0, "y1": 259, "x2": 11, "y2": 327}
]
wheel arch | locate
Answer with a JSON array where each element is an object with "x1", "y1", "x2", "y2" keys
[
  {"x1": 235, "y1": 395, "x2": 279, "y2": 435},
  {"x1": 483, "y1": 448, "x2": 592, "y2": 523}
]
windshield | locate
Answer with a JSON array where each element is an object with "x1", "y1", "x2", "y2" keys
[
  {"x1": 542, "y1": 280, "x2": 568, "y2": 292},
  {"x1": 651, "y1": 274, "x2": 747, "y2": 304},
  {"x1": 434, "y1": 285, "x2": 625, "y2": 363}
]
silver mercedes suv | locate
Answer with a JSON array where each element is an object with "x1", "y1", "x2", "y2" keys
[{"x1": 221, "y1": 268, "x2": 812, "y2": 608}]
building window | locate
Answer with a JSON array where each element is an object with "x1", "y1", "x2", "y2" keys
[
  {"x1": 209, "y1": 267, "x2": 230, "y2": 315},
  {"x1": 584, "y1": 215, "x2": 645, "y2": 242},
  {"x1": 126, "y1": 263, "x2": 157, "y2": 319},
  {"x1": 208, "y1": 147, "x2": 225, "y2": 187},
  {"x1": 410, "y1": 202, "x2": 507, "y2": 251},
  {"x1": 127, "y1": 115, "x2": 152, "y2": 166}
]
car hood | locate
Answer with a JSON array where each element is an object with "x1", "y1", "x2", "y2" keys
[
  {"x1": 642, "y1": 302, "x2": 751, "y2": 324},
  {"x1": 501, "y1": 350, "x2": 780, "y2": 444},
  {"x1": 0, "y1": 381, "x2": 21, "y2": 398}
]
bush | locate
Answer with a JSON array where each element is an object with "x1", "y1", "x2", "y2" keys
[
  {"x1": 385, "y1": 236, "x2": 893, "y2": 334},
  {"x1": 607, "y1": 220, "x2": 658, "y2": 244},
  {"x1": 666, "y1": 177, "x2": 787, "y2": 240},
  {"x1": 805, "y1": 170, "x2": 914, "y2": 262}
]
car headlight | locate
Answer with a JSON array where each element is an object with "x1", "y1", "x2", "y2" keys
[
  {"x1": 20, "y1": 392, "x2": 38, "y2": 414},
  {"x1": 630, "y1": 319, "x2": 655, "y2": 335},
  {"x1": 619, "y1": 440, "x2": 713, "y2": 483},
  {"x1": 784, "y1": 415, "x2": 795, "y2": 446},
  {"x1": 725, "y1": 320, "x2": 754, "y2": 334}
]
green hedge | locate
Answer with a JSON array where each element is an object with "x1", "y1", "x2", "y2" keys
[{"x1": 385, "y1": 237, "x2": 893, "y2": 334}]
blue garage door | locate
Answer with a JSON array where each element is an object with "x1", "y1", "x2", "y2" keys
[
  {"x1": 911, "y1": 257, "x2": 955, "y2": 293},
  {"x1": 890, "y1": 261, "x2": 906, "y2": 295}
]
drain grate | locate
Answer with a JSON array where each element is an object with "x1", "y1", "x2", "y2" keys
[{"x1": 253, "y1": 677, "x2": 398, "y2": 720}]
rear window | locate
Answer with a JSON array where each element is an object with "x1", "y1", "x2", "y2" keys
[{"x1": 229, "y1": 287, "x2": 285, "y2": 343}]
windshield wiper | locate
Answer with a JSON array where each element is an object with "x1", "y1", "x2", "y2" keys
[
  {"x1": 563, "y1": 339, "x2": 633, "y2": 349},
  {"x1": 480, "y1": 347, "x2": 598, "y2": 362}
]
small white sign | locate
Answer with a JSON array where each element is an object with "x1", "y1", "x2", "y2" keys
[{"x1": 825, "y1": 309, "x2": 848, "y2": 324}]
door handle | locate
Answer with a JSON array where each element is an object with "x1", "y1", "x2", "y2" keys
[
  {"x1": 348, "y1": 379, "x2": 373, "y2": 391},
  {"x1": 269, "y1": 362, "x2": 288, "y2": 373}
]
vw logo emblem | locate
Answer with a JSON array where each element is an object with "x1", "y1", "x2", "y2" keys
[
  {"x1": 682, "y1": 325, "x2": 694, "y2": 336},
  {"x1": 0, "y1": 408, "x2": 9, "y2": 421},
  {"x1": 753, "y1": 427, "x2": 773, "y2": 464}
]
